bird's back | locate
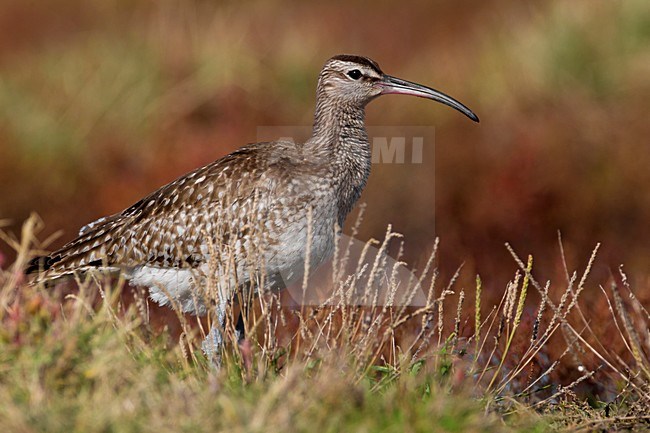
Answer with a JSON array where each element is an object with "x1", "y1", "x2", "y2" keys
[{"x1": 28, "y1": 140, "x2": 337, "y2": 302}]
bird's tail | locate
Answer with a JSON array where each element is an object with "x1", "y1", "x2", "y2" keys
[
  {"x1": 25, "y1": 218, "x2": 123, "y2": 284},
  {"x1": 25, "y1": 254, "x2": 81, "y2": 285}
]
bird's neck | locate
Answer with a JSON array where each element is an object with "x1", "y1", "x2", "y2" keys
[{"x1": 307, "y1": 97, "x2": 372, "y2": 226}]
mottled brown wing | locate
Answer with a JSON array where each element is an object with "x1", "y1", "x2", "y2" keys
[{"x1": 27, "y1": 142, "x2": 293, "y2": 280}]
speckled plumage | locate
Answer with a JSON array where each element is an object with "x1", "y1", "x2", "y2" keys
[{"x1": 27, "y1": 54, "x2": 478, "y2": 356}]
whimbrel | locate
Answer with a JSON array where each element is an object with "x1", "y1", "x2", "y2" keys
[{"x1": 27, "y1": 54, "x2": 478, "y2": 358}]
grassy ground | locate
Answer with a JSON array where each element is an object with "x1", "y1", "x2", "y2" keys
[{"x1": 1, "y1": 217, "x2": 649, "y2": 432}]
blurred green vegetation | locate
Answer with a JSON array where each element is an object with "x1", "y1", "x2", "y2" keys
[
  {"x1": 0, "y1": 36, "x2": 162, "y2": 163},
  {"x1": 1, "y1": 0, "x2": 649, "y2": 302}
]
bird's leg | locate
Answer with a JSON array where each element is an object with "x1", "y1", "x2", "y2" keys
[
  {"x1": 235, "y1": 309, "x2": 246, "y2": 343},
  {"x1": 201, "y1": 296, "x2": 228, "y2": 368},
  {"x1": 235, "y1": 300, "x2": 248, "y2": 343},
  {"x1": 235, "y1": 283, "x2": 254, "y2": 343}
]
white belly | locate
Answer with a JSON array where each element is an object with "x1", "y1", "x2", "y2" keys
[{"x1": 126, "y1": 266, "x2": 204, "y2": 314}]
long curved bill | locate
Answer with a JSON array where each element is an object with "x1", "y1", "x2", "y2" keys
[{"x1": 378, "y1": 75, "x2": 479, "y2": 122}]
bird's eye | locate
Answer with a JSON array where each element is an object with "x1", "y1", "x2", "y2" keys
[{"x1": 347, "y1": 69, "x2": 362, "y2": 80}]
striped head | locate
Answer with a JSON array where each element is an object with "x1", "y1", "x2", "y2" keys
[
  {"x1": 317, "y1": 55, "x2": 385, "y2": 105},
  {"x1": 318, "y1": 54, "x2": 479, "y2": 121}
]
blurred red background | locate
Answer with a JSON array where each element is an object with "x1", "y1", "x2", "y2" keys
[{"x1": 1, "y1": 0, "x2": 649, "y2": 305}]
